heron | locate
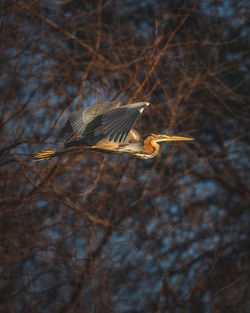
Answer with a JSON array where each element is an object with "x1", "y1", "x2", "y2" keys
[{"x1": 32, "y1": 101, "x2": 194, "y2": 161}]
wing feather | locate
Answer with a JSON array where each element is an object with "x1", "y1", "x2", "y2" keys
[
  {"x1": 58, "y1": 101, "x2": 121, "y2": 142},
  {"x1": 101, "y1": 103, "x2": 148, "y2": 142},
  {"x1": 59, "y1": 101, "x2": 149, "y2": 145}
]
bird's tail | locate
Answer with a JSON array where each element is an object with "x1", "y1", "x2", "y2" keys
[{"x1": 31, "y1": 150, "x2": 59, "y2": 162}]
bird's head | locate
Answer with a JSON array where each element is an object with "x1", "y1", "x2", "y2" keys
[{"x1": 150, "y1": 134, "x2": 194, "y2": 142}]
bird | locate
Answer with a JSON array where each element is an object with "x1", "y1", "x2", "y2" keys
[{"x1": 32, "y1": 101, "x2": 194, "y2": 161}]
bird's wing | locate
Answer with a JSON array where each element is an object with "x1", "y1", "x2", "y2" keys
[
  {"x1": 98, "y1": 102, "x2": 149, "y2": 143},
  {"x1": 85, "y1": 101, "x2": 121, "y2": 115},
  {"x1": 58, "y1": 101, "x2": 121, "y2": 142}
]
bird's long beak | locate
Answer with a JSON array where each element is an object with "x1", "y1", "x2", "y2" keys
[{"x1": 158, "y1": 135, "x2": 194, "y2": 142}]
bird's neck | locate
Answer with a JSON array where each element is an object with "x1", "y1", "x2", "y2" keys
[{"x1": 143, "y1": 137, "x2": 159, "y2": 157}]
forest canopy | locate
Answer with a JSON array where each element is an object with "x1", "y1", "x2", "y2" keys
[{"x1": 0, "y1": 1, "x2": 249, "y2": 312}]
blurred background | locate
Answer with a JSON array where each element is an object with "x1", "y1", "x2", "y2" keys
[{"x1": 0, "y1": 1, "x2": 249, "y2": 312}]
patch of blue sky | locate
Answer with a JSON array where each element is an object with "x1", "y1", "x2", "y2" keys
[
  {"x1": 146, "y1": 218, "x2": 157, "y2": 233},
  {"x1": 224, "y1": 140, "x2": 250, "y2": 183},
  {"x1": 209, "y1": 204, "x2": 225, "y2": 219},
  {"x1": 109, "y1": 215, "x2": 220, "y2": 309},
  {"x1": 70, "y1": 88, "x2": 96, "y2": 110},
  {"x1": 106, "y1": 231, "x2": 155, "y2": 266},
  {"x1": 152, "y1": 196, "x2": 175, "y2": 215},
  {"x1": 226, "y1": 138, "x2": 249, "y2": 159},
  {"x1": 201, "y1": 1, "x2": 233, "y2": 18},
  {"x1": 153, "y1": 195, "x2": 175, "y2": 214},
  {"x1": 112, "y1": 274, "x2": 161, "y2": 311},
  {"x1": 186, "y1": 180, "x2": 218, "y2": 204},
  {"x1": 104, "y1": 211, "x2": 220, "y2": 309},
  {"x1": 21, "y1": 261, "x2": 64, "y2": 305},
  {"x1": 74, "y1": 238, "x2": 91, "y2": 260},
  {"x1": 42, "y1": 217, "x2": 62, "y2": 241}
]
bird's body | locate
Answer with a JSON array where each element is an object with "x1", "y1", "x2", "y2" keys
[{"x1": 32, "y1": 101, "x2": 193, "y2": 161}]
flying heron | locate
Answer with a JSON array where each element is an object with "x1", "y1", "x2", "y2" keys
[{"x1": 32, "y1": 101, "x2": 193, "y2": 161}]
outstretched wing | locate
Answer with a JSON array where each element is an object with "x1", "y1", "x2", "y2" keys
[
  {"x1": 58, "y1": 101, "x2": 121, "y2": 142},
  {"x1": 99, "y1": 102, "x2": 149, "y2": 142}
]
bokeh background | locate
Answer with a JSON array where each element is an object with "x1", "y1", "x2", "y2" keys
[{"x1": 1, "y1": 1, "x2": 249, "y2": 312}]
